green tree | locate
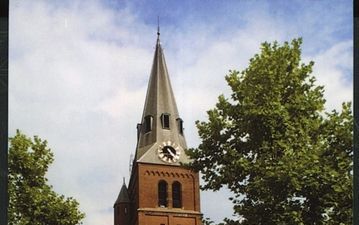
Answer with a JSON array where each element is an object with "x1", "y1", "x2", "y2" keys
[
  {"x1": 187, "y1": 39, "x2": 352, "y2": 224},
  {"x1": 8, "y1": 130, "x2": 85, "y2": 225}
]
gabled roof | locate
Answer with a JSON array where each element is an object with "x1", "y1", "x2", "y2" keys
[{"x1": 134, "y1": 32, "x2": 189, "y2": 165}]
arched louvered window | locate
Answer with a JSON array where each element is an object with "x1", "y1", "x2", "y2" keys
[
  {"x1": 143, "y1": 115, "x2": 153, "y2": 133},
  {"x1": 161, "y1": 113, "x2": 170, "y2": 129},
  {"x1": 158, "y1": 180, "x2": 168, "y2": 207},
  {"x1": 176, "y1": 118, "x2": 184, "y2": 134},
  {"x1": 172, "y1": 181, "x2": 182, "y2": 208}
]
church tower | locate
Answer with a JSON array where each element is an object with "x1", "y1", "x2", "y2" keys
[{"x1": 114, "y1": 30, "x2": 202, "y2": 225}]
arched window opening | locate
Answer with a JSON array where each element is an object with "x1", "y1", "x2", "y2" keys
[
  {"x1": 158, "y1": 180, "x2": 168, "y2": 207},
  {"x1": 176, "y1": 118, "x2": 184, "y2": 134},
  {"x1": 161, "y1": 113, "x2": 170, "y2": 129},
  {"x1": 172, "y1": 181, "x2": 182, "y2": 208},
  {"x1": 143, "y1": 115, "x2": 153, "y2": 133}
]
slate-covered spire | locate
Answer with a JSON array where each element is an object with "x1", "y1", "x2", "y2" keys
[
  {"x1": 114, "y1": 179, "x2": 130, "y2": 205},
  {"x1": 135, "y1": 30, "x2": 189, "y2": 165}
]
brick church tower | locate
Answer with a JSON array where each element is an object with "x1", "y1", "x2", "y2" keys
[{"x1": 114, "y1": 30, "x2": 202, "y2": 225}]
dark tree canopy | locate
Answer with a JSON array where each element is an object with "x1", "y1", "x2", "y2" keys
[
  {"x1": 187, "y1": 39, "x2": 352, "y2": 225},
  {"x1": 8, "y1": 130, "x2": 85, "y2": 225}
]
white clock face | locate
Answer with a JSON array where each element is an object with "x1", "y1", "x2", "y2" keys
[{"x1": 157, "y1": 141, "x2": 180, "y2": 163}]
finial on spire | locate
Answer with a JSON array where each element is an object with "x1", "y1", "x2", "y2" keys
[
  {"x1": 123, "y1": 177, "x2": 126, "y2": 185},
  {"x1": 157, "y1": 16, "x2": 160, "y2": 37}
]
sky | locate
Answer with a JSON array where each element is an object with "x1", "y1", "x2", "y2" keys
[{"x1": 9, "y1": 0, "x2": 352, "y2": 224}]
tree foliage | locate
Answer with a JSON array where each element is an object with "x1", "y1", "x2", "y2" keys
[
  {"x1": 8, "y1": 130, "x2": 85, "y2": 225},
  {"x1": 187, "y1": 39, "x2": 352, "y2": 224}
]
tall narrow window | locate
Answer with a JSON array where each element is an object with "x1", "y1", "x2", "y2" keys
[
  {"x1": 176, "y1": 118, "x2": 184, "y2": 134},
  {"x1": 161, "y1": 113, "x2": 170, "y2": 129},
  {"x1": 143, "y1": 115, "x2": 153, "y2": 133},
  {"x1": 158, "y1": 180, "x2": 168, "y2": 207},
  {"x1": 172, "y1": 181, "x2": 182, "y2": 208}
]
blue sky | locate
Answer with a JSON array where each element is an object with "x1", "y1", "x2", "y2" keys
[
  {"x1": 9, "y1": 0, "x2": 352, "y2": 224},
  {"x1": 122, "y1": 0, "x2": 352, "y2": 52}
]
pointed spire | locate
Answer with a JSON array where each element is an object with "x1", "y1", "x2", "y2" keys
[
  {"x1": 114, "y1": 180, "x2": 130, "y2": 205},
  {"x1": 134, "y1": 27, "x2": 189, "y2": 165}
]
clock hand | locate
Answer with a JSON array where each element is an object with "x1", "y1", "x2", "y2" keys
[{"x1": 169, "y1": 150, "x2": 176, "y2": 157}]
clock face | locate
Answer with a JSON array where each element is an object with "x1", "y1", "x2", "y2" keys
[{"x1": 157, "y1": 141, "x2": 180, "y2": 163}]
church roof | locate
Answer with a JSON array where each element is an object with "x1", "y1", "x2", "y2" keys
[
  {"x1": 114, "y1": 181, "x2": 130, "y2": 205},
  {"x1": 135, "y1": 31, "x2": 190, "y2": 165}
]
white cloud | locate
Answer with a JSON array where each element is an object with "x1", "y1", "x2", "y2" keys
[
  {"x1": 309, "y1": 40, "x2": 353, "y2": 111},
  {"x1": 99, "y1": 87, "x2": 146, "y2": 120},
  {"x1": 9, "y1": 1, "x2": 352, "y2": 225},
  {"x1": 9, "y1": 2, "x2": 147, "y2": 224}
]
